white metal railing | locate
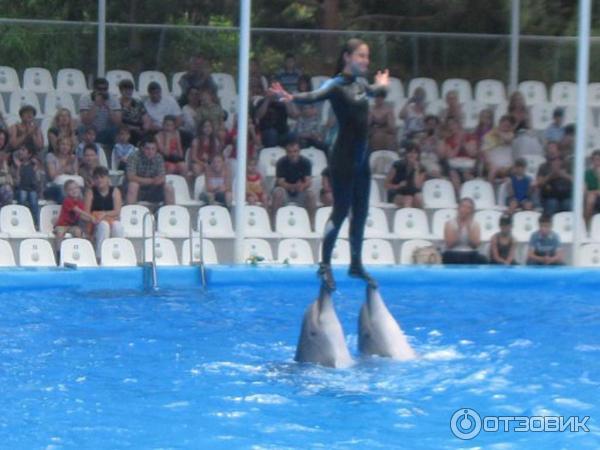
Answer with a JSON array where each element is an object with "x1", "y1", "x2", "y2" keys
[{"x1": 142, "y1": 211, "x2": 158, "y2": 291}]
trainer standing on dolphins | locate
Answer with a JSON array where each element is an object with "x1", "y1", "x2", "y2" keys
[{"x1": 270, "y1": 38, "x2": 389, "y2": 291}]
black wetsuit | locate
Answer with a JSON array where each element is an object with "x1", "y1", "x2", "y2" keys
[{"x1": 293, "y1": 73, "x2": 384, "y2": 268}]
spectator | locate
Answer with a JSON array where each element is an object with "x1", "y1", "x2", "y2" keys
[
  {"x1": 508, "y1": 91, "x2": 530, "y2": 131},
  {"x1": 118, "y1": 79, "x2": 150, "y2": 145},
  {"x1": 585, "y1": 150, "x2": 600, "y2": 220},
  {"x1": 246, "y1": 157, "x2": 267, "y2": 206},
  {"x1": 75, "y1": 126, "x2": 104, "y2": 161},
  {"x1": 155, "y1": 115, "x2": 187, "y2": 176},
  {"x1": 48, "y1": 108, "x2": 79, "y2": 153},
  {"x1": 559, "y1": 124, "x2": 575, "y2": 167},
  {"x1": 368, "y1": 90, "x2": 397, "y2": 151},
  {"x1": 0, "y1": 131, "x2": 14, "y2": 207},
  {"x1": 384, "y1": 142, "x2": 425, "y2": 208},
  {"x1": 197, "y1": 87, "x2": 225, "y2": 133},
  {"x1": 13, "y1": 146, "x2": 42, "y2": 225},
  {"x1": 276, "y1": 53, "x2": 302, "y2": 93},
  {"x1": 527, "y1": 214, "x2": 564, "y2": 265},
  {"x1": 399, "y1": 87, "x2": 426, "y2": 139},
  {"x1": 199, "y1": 154, "x2": 232, "y2": 208},
  {"x1": 112, "y1": 126, "x2": 137, "y2": 172},
  {"x1": 79, "y1": 77, "x2": 121, "y2": 146},
  {"x1": 481, "y1": 115, "x2": 515, "y2": 183},
  {"x1": 84, "y1": 166, "x2": 124, "y2": 256},
  {"x1": 223, "y1": 116, "x2": 260, "y2": 162},
  {"x1": 190, "y1": 119, "x2": 222, "y2": 177},
  {"x1": 440, "y1": 116, "x2": 477, "y2": 191},
  {"x1": 126, "y1": 139, "x2": 174, "y2": 205},
  {"x1": 78, "y1": 144, "x2": 100, "y2": 189},
  {"x1": 254, "y1": 85, "x2": 290, "y2": 147},
  {"x1": 178, "y1": 53, "x2": 218, "y2": 104},
  {"x1": 507, "y1": 158, "x2": 534, "y2": 213},
  {"x1": 417, "y1": 115, "x2": 443, "y2": 177},
  {"x1": 53, "y1": 179, "x2": 96, "y2": 253},
  {"x1": 472, "y1": 109, "x2": 495, "y2": 151},
  {"x1": 45, "y1": 136, "x2": 79, "y2": 203},
  {"x1": 442, "y1": 198, "x2": 487, "y2": 264},
  {"x1": 9, "y1": 105, "x2": 43, "y2": 153},
  {"x1": 292, "y1": 101, "x2": 326, "y2": 150},
  {"x1": 249, "y1": 57, "x2": 268, "y2": 100},
  {"x1": 490, "y1": 215, "x2": 517, "y2": 265},
  {"x1": 545, "y1": 107, "x2": 565, "y2": 144},
  {"x1": 439, "y1": 90, "x2": 465, "y2": 125},
  {"x1": 271, "y1": 136, "x2": 316, "y2": 225},
  {"x1": 538, "y1": 156, "x2": 572, "y2": 216},
  {"x1": 144, "y1": 82, "x2": 182, "y2": 133},
  {"x1": 320, "y1": 167, "x2": 333, "y2": 207},
  {"x1": 181, "y1": 86, "x2": 202, "y2": 136}
]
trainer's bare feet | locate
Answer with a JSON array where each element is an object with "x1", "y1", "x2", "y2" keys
[
  {"x1": 317, "y1": 263, "x2": 336, "y2": 292},
  {"x1": 348, "y1": 263, "x2": 378, "y2": 288}
]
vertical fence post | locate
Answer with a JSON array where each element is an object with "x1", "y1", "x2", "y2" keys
[{"x1": 97, "y1": 0, "x2": 106, "y2": 77}]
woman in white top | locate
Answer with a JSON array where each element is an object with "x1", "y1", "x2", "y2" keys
[{"x1": 442, "y1": 198, "x2": 487, "y2": 264}]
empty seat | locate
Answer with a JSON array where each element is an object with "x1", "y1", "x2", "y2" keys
[
  {"x1": 314, "y1": 206, "x2": 348, "y2": 238},
  {"x1": 0, "y1": 239, "x2": 16, "y2": 266},
  {"x1": 364, "y1": 207, "x2": 392, "y2": 238},
  {"x1": 9, "y1": 90, "x2": 42, "y2": 116},
  {"x1": 138, "y1": 71, "x2": 170, "y2": 96},
  {"x1": 431, "y1": 208, "x2": 458, "y2": 239},
  {"x1": 219, "y1": 91, "x2": 238, "y2": 129},
  {"x1": 106, "y1": 70, "x2": 135, "y2": 94},
  {"x1": 589, "y1": 214, "x2": 600, "y2": 242},
  {"x1": 193, "y1": 175, "x2": 206, "y2": 200},
  {"x1": 319, "y1": 238, "x2": 350, "y2": 265},
  {"x1": 197, "y1": 205, "x2": 235, "y2": 238},
  {"x1": 362, "y1": 239, "x2": 395, "y2": 265},
  {"x1": 243, "y1": 238, "x2": 274, "y2": 262},
  {"x1": 0, "y1": 66, "x2": 20, "y2": 92},
  {"x1": 171, "y1": 71, "x2": 186, "y2": 98},
  {"x1": 277, "y1": 238, "x2": 314, "y2": 264},
  {"x1": 23, "y1": 67, "x2": 54, "y2": 93},
  {"x1": 53, "y1": 174, "x2": 85, "y2": 189},
  {"x1": 460, "y1": 179, "x2": 498, "y2": 210},
  {"x1": 393, "y1": 208, "x2": 431, "y2": 240},
  {"x1": 211, "y1": 73, "x2": 236, "y2": 95},
  {"x1": 587, "y1": 83, "x2": 600, "y2": 107},
  {"x1": 369, "y1": 150, "x2": 399, "y2": 176},
  {"x1": 44, "y1": 91, "x2": 77, "y2": 116},
  {"x1": 144, "y1": 237, "x2": 179, "y2": 266},
  {"x1": 551, "y1": 212, "x2": 586, "y2": 243},
  {"x1": 0, "y1": 205, "x2": 47, "y2": 238},
  {"x1": 19, "y1": 239, "x2": 56, "y2": 267},
  {"x1": 181, "y1": 237, "x2": 218, "y2": 265},
  {"x1": 275, "y1": 206, "x2": 316, "y2": 238},
  {"x1": 407, "y1": 78, "x2": 439, "y2": 102},
  {"x1": 101, "y1": 237, "x2": 138, "y2": 266},
  {"x1": 300, "y1": 147, "x2": 328, "y2": 176},
  {"x1": 399, "y1": 239, "x2": 435, "y2": 264},
  {"x1": 56, "y1": 68, "x2": 88, "y2": 94},
  {"x1": 474, "y1": 79, "x2": 506, "y2": 106},
  {"x1": 578, "y1": 243, "x2": 600, "y2": 267},
  {"x1": 120, "y1": 204, "x2": 152, "y2": 238},
  {"x1": 244, "y1": 205, "x2": 277, "y2": 238},
  {"x1": 258, "y1": 146, "x2": 285, "y2": 178},
  {"x1": 518, "y1": 80, "x2": 548, "y2": 105},
  {"x1": 165, "y1": 174, "x2": 202, "y2": 206},
  {"x1": 39, "y1": 204, "x2": 62, "y2": 236},
  {"x1": 441, "y1": 78, "x2": 473, "y2": 103},
  {"x1": 60, "y1": 238, "x2": 98, "y2": 267},
  {"x1": 0, "y1": 95, "x2": 6, "y2": 115},
  {"x1": 423, "y1": 179, "x2": 458, "y2": 209},
  {"x1": 530, "y1": 103, "x2": 555, "y2": 131},
  {"x1": 550, "y1": 81, "x2": 577, "y2": 106},
  {"x1": 310, "y1": 75, "x2": 329, "y2": 90},
  {"x1": 463, "y1": 101, "x2": 489, "y2": 130},
  {"x1": 512, "y1": 211, "x2": 541, "y2": 242},
  {"x1": 474, "y1": 209, "x2": 504, "y2": 242},
  {"x1": 424, "y1": 98, "x2": 445, "y2": 116},
  {"x1": 157, "y1": 205, "x2": 191, "y2": 238}
]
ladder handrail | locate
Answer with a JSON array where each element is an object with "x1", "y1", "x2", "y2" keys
[
  {"x1": 193, "y1": 215, "x2": 207, "y2": 288},
  {"x1": 142, "y1": 211, "x2": 158, "y2": 290}
]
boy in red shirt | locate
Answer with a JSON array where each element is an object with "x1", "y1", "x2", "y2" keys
[{"x1": 54, "y1": 179, "x2": 97, "y2": 252}]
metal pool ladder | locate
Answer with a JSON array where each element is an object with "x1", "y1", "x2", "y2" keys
[
  {"x1": 142, "y1": 212, "x2": 158, "y2": 290},
  {"x1": 190, "y1": 219, "x2": 207, "y2": 289}
]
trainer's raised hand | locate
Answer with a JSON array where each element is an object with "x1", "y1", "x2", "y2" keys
[
  {"x1": 268, "y1": 82, "x2": 294, "y2": 102},
  {"x1": 374, "y1": 69, "x2": 390, "y2": 87}
]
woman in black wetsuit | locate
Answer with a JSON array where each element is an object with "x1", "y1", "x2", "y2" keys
[{"x1": 271, "y1": 38, "x2": 389, "y2": 290}]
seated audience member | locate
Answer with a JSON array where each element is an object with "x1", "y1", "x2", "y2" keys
[
  {"x1": 293, "y1": 100, "x2": 326, "y2": 150},
  {"x1": 246, "y1": 157, "x2": 267, "y2": 206},
  {"x1": 112, "y1": 126, "x2": 137, "y2": 171},
  {"x1": 126, "y1": 139, "x2": 174, "y2": 205},
  {"x1": 178, "y1": 53, "x2": 218, "y2": 104},
  {"x1": 249, "y1": 57, "x2": 268, "y2": 100},
  {"x1": 417, "y1": 115, "x2": 443, "y2": 177},
  {"x1": 399, "y1": 87, "x2": 426, "y2": 139},
  {"x1": 118, "y1": 79, "x2": 150, "y2": 145},
  {"x1": 75, "y1": 126, "x2": 104, "y2": 161},
  {"x1": 155, "y1": 115, "x2": 187, "y2": 176},
  {"x1": 276, "y1": 53, "x2": 302, "y2": 93},
  {"x1": 440, "y1": 116, "x2": 478, "y2": 191},
  {"x1": 472, "y1": 109, "x2": 495, "y2": 151},
  {"x1": 190, "y1": 119, "x2": 222, "y2": 176},
  {"x1": 0, "y1": 133, "x2": 14, "y2": 207},
  {"x1": 507, "y1": 158, "x2": 534, "y2": 213},
  {"x1": 538, "y1": 156, "x2": 572, "y2": 216},
  {"x1": 13, "y1": 145, "x2": 42, "y2": 225},
  {"x1": 385, "y1": 142, "x2": 425, "y2": 208},
  {"x1": 254, "y1": 87, "x2": 290, "y2": 148},
  {"x1": 197, "y1": 87, "x2": 225, "y2": 133},
  {"x1": 442, "y1": 198, "x2": 487, "y2": 264},
  {"x1": 490, "y1": 215, "x2": 517, "y2": 265},
  {"x1": 527, "y1": 214, "x2": 564, "y2": 265},
  {"x1": 585, "y1": 150, "x2": 600, "y2": 220},
  {"x1": 368, "y1": 90, "x2": 397, "y2": 151},
  {"x1": 482, "y1": 115, "x2": 515, "y2": 182},
  {"x1": 559, "y1": 124, "x2": 575, "y2": 166},
  {"x1": 9, "y1": 105, "x2": 43, "y2": 153},
  {"x1": 320, "y1": 167, "x2": 333, "y2": 207},
  {"x1": 270, "y1": 135, "x2": 316, "y2": 225},
  {"x1": 507, "y1": 91, "x2": 530, "y2": 131},
  {"x1": 144, "y1": 82, "x2": 182, "y2": 133},
  {"x1": 181, "y1": 86, "x2": 202, "y2": 136},
  {"x1": 223, "y1": 116, "x2": 260, "y2": 162},
  {"x1": 84, "y1": 166, "x2": 124, "y2": 255},
  {"x1": 53, "y1": 179, "x2": 96, "y2": 253},
  {"x1": 78, "y1": 144, "x2": 100, "y2": 189},
  {"x1": 79, "y1": 77, "x2": 121, "y2": 146},
  {"x1": 48, "y1": 108, "x2": 79, "y2": 153},
  {"x1": 439, "y1": 90, "x2": 464, "y2": 125},
  {"x1": 545, "y1": 107, "x2": 565, "y2": 144},
  {"x1": 45, "y1": 137, "x2": 79, "y2": 203},
  {"x1": 199, "y1": 154, "x2": 232, "y2": 208}
]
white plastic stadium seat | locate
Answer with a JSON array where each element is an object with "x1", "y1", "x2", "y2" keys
[
  {"x1": 171, "y1": 71, "x2": 185, "y2": 98},
  {"x1": 578, "y1": 243, "x2": 600, "y2": 267},
  {"x1": 589, "y1": 214, "x2": 600, "y2": 242},
  {"x1": 275, "y1": 206, "x2": 317, "y2": 238},
  {"x1": 300, "y1": 147, "x2": 328, "y2": 176},
  {"x1": 369, "y1": 150, "x2": 399, "y2": 177},
  {"x1": 258, "y1": 146, "x2": 285, "y2": 177},
  {"x1": 181, "y1": 237, "x2": 218, "y2": 265},
  {"x1": 370, "y1": 179, "x2": 394, "y2": 209},
  {"x1": 23, "y1": 67, "x2": 54, "y2": 93},
  {"x1": 474, "y1": 79, "x2": 506, "y2": 106},
  {"x1": 39, "y1": 204, "x2": 62, "y2": 237},
  {"x1": 9, "y1": 90, "x2": 42, "y2": 116},
  {"x1": 244, "y1": 205, "x2": 277, "y2": 238},
  {"x1": 362, "y1": 239, "x2": 395, "y2": 265},
  {"x1": 53, "y1": 174, "x2": 85, "y2": 189},
  {"x1": 0, "y1": 205, "x2": 47, "y2": 238},
  {"x1": 101, "y1": 237, "x2": 138, "y2": 267},
  {"x1": 522, "y1": 154, "x2": 546, "y2": 179},
  {"x1": 120, "y1": 204, "x2": 152, "y2": 238},
  {"x1": 0, "y1": 239, "x2": 16, "y2": 266},
  {"x1": 512, "y1": 211, "x2": 541, "y2": 242},
  {"x1": 431, "y1": 208, "x2": 458, "y2": 239},
  {"x1": 474, "y1": 209, "x2": 504, "y2": 242},
  {"x1": 551, "y1": 212, "x2": 587, "y2": 244},
  {"x1": 0, "y1": 66, "x2": 20, "y2": 92},
  {"x1": 56, "y1": 68, "x2": 88, "y2": 94},
  {"x1": 314, "y1": 206, "x2": 349, "y2": 238},
  {"x1": 157, "y1": 205, "x2": 190, "y2": 239},
  {"x1": 19, "y1": 239, "x2": 56, "y2": 267},
  {"x1": 319, "y1": 238, "x2": 351, "y2": 265},
  {"x1": 138, "y1": 71, "x2": 170, "y2": 96},
  {"x1": 310, "y1": 75, "x2": 329, "y2": 90},
  {"x1": 387, "y1": 77, "x2": 405, "y2": 105},
  {"x1": 277, "y1": 238, "x2": 314, "y2": 264},
  {"x1": 0, "y1": 95, "x2": 6, "y2": 115},
  {"x1": 587, "y1": 83, "x2": 600, "y2": 108},
  {"x1": 586, "y1": 130, "x2": 600, "y2": 156},
  {"x1": 407, "y1": 78, "x2": 439, "y2": 103},
  {"x1": 193, "y1": 175, "x2": 206, "y2": 199},
  {"x1": 144, "y1": 237, "x2": 179, "y2": 266},
  {"x1": 441, "y1": 78, "x2": 473, "y2": 103},
  {"x1": 393, "y1": 208, "x2": 431, "y2": 240},
  {"x1": 211, "y1": 73, "x2": 236, "y2": 95},
  {"x1": 463, "y1": 101, "x2": 488, "y2": 130},
  {"x1": 530, "y1": 103, "x2": 555, "y2": 131},
  {"x1": 197, "y1": 206, "x2": 235, "y2": 238},
  {"x1": 460, "y1": 179, "x2": 498, "y2": 210},
  {"x1": 165, "y1": 174, "x2": 202, "y2": 206},
  {"x1": 219, "y1": 91, "x2": 238, "y2": 129},
  {"x1": 44, "y1": 91, "x2": 77, "y2": 116},
  {"x1": 400, "y1": 239, "x2": 435, "y2": 265},
  {"x1": 518, "y1": 80, "x2": 548, "y2": 105},
  {"x1": 550, "y1": 81, "x2": 577, "y2": 106},
  {"x1": 423, "y1": 179, "x2": 458, "y2": 209},
  {"x1": 60, "y1": 238, "x2": 98, "y2": 267},
  {"x1": 106, "y1": 70, "x2": 135, "y2": 94},
  {"x1": 243, "y1": 238, "x2": 274, "y2": 262},
  {"x1": 364, "y1": 207, "x2": 392, "y2": 238}
]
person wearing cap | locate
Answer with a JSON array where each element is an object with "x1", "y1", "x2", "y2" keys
[
  {"x1": 490, "y1": 215, "x2": 517, "y2": 265},
  {"x1": 9, "y1": 105, "x2": 43, "y2": 152},
  {"x1": 143, "y1": 82, "x2": 182, "y2": 132},
  {"x1": 118, "y1": 78, "x2": 150, "y2": 145},
  {"x1": 544, "y1": 107, "x2": 565, "y2": 144},
  {"x1": 79, "y1": 77, "x2": 122, "y2": 147}
]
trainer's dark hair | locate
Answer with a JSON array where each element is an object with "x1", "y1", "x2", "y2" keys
[{"x1": 334, "y1": 38, "x2": 367, "y2": 76}]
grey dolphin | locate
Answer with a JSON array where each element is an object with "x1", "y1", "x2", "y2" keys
[
  {"x1": 294, "y1": 285, "x2": 353, "y2": 368},
  {"x1": 358, "y1": 285, "x2": 417, "y2": 360}
]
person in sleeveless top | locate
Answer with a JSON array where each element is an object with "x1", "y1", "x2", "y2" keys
[
  {"x1": 199, "y1": 154, "x2": 232, "y2": 208},
  {"x1": 155, "y1": 115, "x2": 187, "y2": 176},
  {"x1": 84, "y1": 166, "x2": 124, "y2": 256},
  {"x1": 490, "y1": 215, "x2": 517, "y2": 265},
  {"x1": 442, "y1": 198, "x2": 487, "y2": 264}
]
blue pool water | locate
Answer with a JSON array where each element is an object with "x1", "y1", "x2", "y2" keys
[{"x1": 0, "y1": 268, "x2": 598, "y2": 449}]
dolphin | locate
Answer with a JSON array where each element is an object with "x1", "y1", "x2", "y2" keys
[
  {"x1": 294, "y1": 285, "x2": 353, "y2": 368},
  {"x1": 358, "y1": 285, "x2": 417, "y2": 360}
]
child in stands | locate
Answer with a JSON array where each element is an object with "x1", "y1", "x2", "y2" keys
[{"x1": 54, "y1": 179, "x2": 97, "y2": 253}]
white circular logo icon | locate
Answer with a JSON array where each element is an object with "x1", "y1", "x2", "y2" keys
[{"x1": 450, "y1": 408, "x2": 482, "y2": 440}]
